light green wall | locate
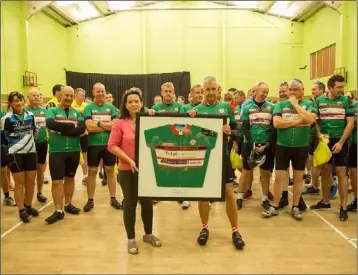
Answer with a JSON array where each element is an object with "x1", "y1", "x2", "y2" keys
[
  {"x1": 67, "y1": 4, "x2": 304, "y2": 96},
  {"x1": 27, "y1": 11, "x2": 67, "y2": 97},
  {"x1": 1, "y1": 1, "x2": 67, "y2": 98},
  {"x1": 1, "y1": 1, "x2": 356, "y2": 98},
  {"x1": 303, "y1": 3, "x2": 357, "y2": 92},
  {"x1": 1, "y1": 1, "x2": 26, "y2": 95},
  {"x1": 344, "y1": 1, "x2": 357, "y2": 91}
]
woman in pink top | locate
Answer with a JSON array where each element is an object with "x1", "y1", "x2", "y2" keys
[{"x1": 108, "y1": 88, "x2": 161, "y2": 255}]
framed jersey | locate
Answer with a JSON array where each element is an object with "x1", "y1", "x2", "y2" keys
[{"x1": 135, "y1": 113, "x2": 227, "y2": 202}]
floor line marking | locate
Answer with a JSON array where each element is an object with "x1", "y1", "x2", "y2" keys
[
  {"x1": 1, "y1": 201, "x2": 53, "y2": 239},
  {"x1": 287, "y1": 190, "x2": 356, "y2": 249}
]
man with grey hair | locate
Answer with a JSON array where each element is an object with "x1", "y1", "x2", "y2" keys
[
  {"x1": 263, "y1": 79, "x2": 316, "y2": 220},
  {"x1": 187, "y1": 76, "x2": 245, "y2": 250},
  {"x1": 25, "y1": 89, "x2": 48, "y2": 203}
]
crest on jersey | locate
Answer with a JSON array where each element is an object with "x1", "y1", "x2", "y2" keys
[
  {"x1": 174, "y1": 107, "x2": 179, "y2": 112},
  {"x1": 73, "y1": 113, "x2": 77, "y2": 117},
  {"x1": 106, "y1": 108, "x2": 110, "y2": 112},
  {"x1": 189, "y1": 139, "x2": 197, "y2": 145},
  {"x1": 92, "y1": 110, "x2": 98, "y2": 114},
  {"x1": 302, "y1": 105, "x2": 307, "y2": 110},
  {"x1": 40, "y1": 111, "x2": 44, "y2": 115},
  {"x1": 337, "y1": 102, "x2": 342, "y2": 105},
  {"x1": 266, "y1": 106, "x2": 271, "y2": 110},
  {"x1": 219, "y1": 109, "x2": 225, "y2": 114}
]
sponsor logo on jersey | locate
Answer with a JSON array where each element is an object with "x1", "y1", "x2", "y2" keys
[
  {"x1": 189, "y1": 139, "x2": 196, "y2": 145},
  {"x1": 161, "y1": 142, "x2": 175, "y2": 146},
  {"x1": 219, "y1": 109, "x2": 225, "y2": 114}
]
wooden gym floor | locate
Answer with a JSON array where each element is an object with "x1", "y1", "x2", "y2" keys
[{"x1": 1, "y1": 169, "x2": 357, "y2": 274}]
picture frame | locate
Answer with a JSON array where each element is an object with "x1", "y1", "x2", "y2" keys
[{"x1": 135, "y1": 113, "x2": 227, "y2": 202}]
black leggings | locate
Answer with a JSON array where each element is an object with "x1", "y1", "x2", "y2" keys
[{"x1": 118, "y1": 171, "x2": 153, "y2": 239}]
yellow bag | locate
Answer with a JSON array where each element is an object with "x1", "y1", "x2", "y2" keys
[
  {"x1": 230, "y1": 148, "x2": 242, "y2": 171},
  {"x1": 313, "y1": 135, "x2": 332, "y2": 167},
  {"x1": 79, "y1": 151, "x2": 84, "y2": 166}
]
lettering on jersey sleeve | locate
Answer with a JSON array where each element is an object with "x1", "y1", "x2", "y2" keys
[{"x1": 91, "y1": 109, "x2": 111, "y2": 121}]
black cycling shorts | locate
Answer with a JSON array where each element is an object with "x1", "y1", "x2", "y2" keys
[
  {"x1": 347, "y1": 143, "x2": 357, "y2": 168},
  {"x1": 309, "y1": 136, "x2": 318, "y2": 156},
  {"x1": 327, "y1": 138, "x2": 348, "y2": 167},
  {"x1": 35, "y1": 141, "x2": 48, "y2": 164},
  {"x1": 7, "y1": 153, "x2": 37, "y2": 173},
  {"x1": 49, "y1": 151, "x2": 80, "y2": 181},
  {"x1": 1, "y1": 145, "x2": 8, "y2": 168},
  {"x1": 80, "y1": 135, "x2": 88, "y2": 153},
  {"x1": 243, "y1": 143, "x2": 274, "y2": 171},
  {"x1": 275, "y1": 145, "x2": 309, "y2": 171},
  {"x1": 88, "y1": 145, "x2": 116, "y2": 167}
]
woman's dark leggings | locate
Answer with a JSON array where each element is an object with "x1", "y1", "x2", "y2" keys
[{"x1": 118, "y1": 171, "x2": 153, "y2": 239}]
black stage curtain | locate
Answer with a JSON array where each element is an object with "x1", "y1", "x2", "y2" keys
[{"x1": 66, "y1": 71, "x2": 191, "y2": 109}]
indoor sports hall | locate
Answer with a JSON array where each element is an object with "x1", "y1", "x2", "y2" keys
[{"x1": 1, "y1": 1, "x2": 357, "y2": 274}]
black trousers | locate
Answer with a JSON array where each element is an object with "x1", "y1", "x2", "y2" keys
[{"x1": 118, "y1": 171, "x2": 153, "y2": 239}]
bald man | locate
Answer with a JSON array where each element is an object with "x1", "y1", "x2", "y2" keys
[
  {"x1": 45, "y1": 86, "x2": 86, "y2": 224},
  {"x1": 25, "y1": 89, "x2": 48, "y2": 203},
  {"x1": 83, "y1": 83, "x2": 122, "y2": 212}
]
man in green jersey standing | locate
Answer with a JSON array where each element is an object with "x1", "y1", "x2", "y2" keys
[
  {"x1": 83, "y1": 83, "x2": 122, "y2": 212},
  {"x1": 25, "y1": 89, "x2": 48, "y2": 203},
  {"x1": 347, "y1": 101, "x2": 357, "y2": 212},
  {"x1": 310, "y1": 75, "x2": 354, "y2": 221},
  {"x1": 237, "y1": 82, "x2": 275, "y2": 211},
  {"x1": 150, "y1": 82, "x2": 191, "y2": 209},
  {"x1": 152, "y1": 82, "x2": 182, "y2": 112},
  {"x1": 180, "y1": 84, "x2": 204, "y2": 113},
  {"x1": 188, "y1": 76, "x2": 245, "y2": 250},
  {"x1": 262, "y1": 79, "x2": 316, "y2": 220},
  {"x1": 46, "y1": 84, "x2": 63, "y2": 109},
  {"x1": 45, "y1": 86, "x2": 86, "y2": 224}
]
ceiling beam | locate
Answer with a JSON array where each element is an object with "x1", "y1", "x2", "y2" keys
[
  {"x1": 263, "y1": 1, "x2": 276, "y2": 14},
  {"x1": 48, "y1": 3, "x2": 79, "y2": 25},
  {"x1": 297, "y1": 1, "x2": 326, "y2": 22},
  {"x1": 290, "y1": 1, "x2": 316, "y2": 21},
  {"x1": 27, "y1": 1, "x2": 51, "y2": 16},
  {"x1": 42, "y1": 8, "x2": 68, "y2": 27},
  {"x1": 90, "y1": 1, "x2": 105, "y2": 15}
]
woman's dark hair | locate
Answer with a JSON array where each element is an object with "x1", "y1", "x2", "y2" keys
[
  {"x1": 119, "y1": 87, "x2": 145, "y2": 119},
  {"x1": 7, "y1": 91, "x2": 25, "y2": 111}
]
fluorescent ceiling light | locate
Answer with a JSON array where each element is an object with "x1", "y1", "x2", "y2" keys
[
  {"x1": 269, "y1": 1, "x2": 311, "y2": 17},
  {"x1": 231, "y1": 1, "x2": 258, "y2": 9},
  {"x1": 107, "y1": 1, "x2": 136, "y2": 11},
  {"x1": 56, "y1": 1, "x2": 82, "y2": 6},
  {"x1": 68, "y1": 2, "x2": 100, "y2": 21}
]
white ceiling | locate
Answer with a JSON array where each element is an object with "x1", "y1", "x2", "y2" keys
[{"x1": 29, "y1": 1, "x2": 342, "y2": 27}]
